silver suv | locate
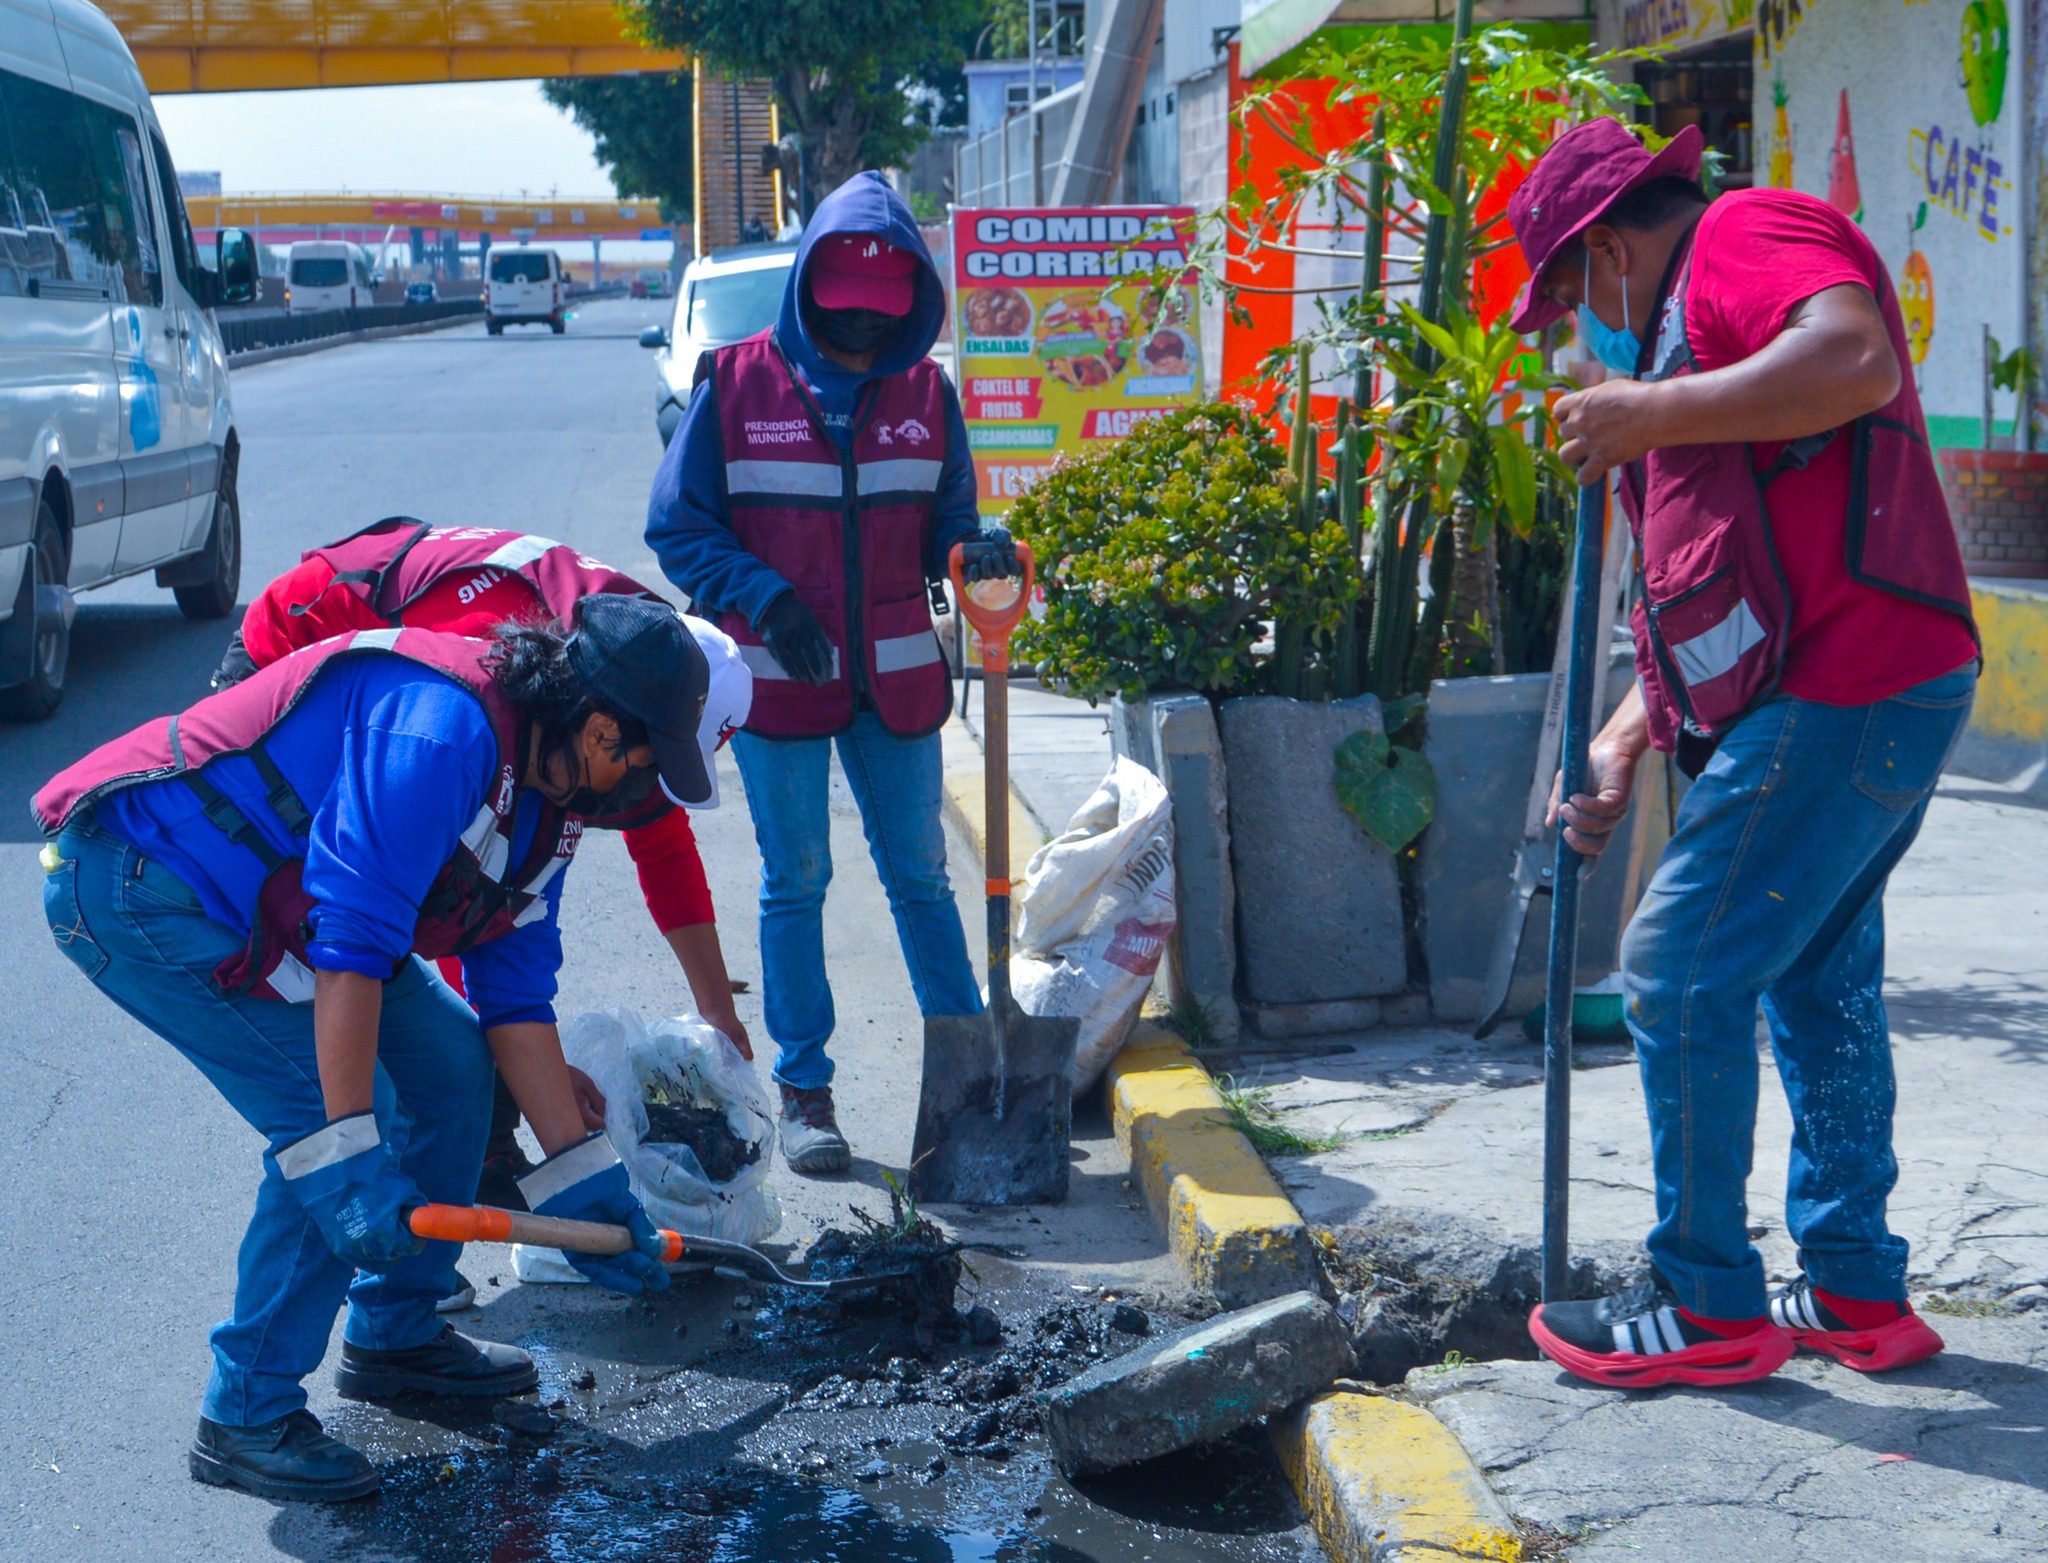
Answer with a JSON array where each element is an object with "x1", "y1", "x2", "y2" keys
[{"x1": 639, "y1": 243, "x2": 796, "y2": 448}]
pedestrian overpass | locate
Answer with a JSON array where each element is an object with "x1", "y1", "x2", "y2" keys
[
  {"x1": 99, "y1": 2, "x2": 775, "y2": 256},
  {"x1": 97, "y1": 0, "x2": 685, "y2": 92},
  {"x1": 181, "y1": 193, "x2": 676, "y2": 244}
]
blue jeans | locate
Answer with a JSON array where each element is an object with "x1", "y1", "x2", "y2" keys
[
  {"x1": 44, "y1": 821, "x2": 494, "y2": 1428},
  {"x1": 1621, "y1": 665, "x2": 1976, "y2": 1318},
  {"x1": 732, "y1": 712, "x2": 981, "y2": 1090}
]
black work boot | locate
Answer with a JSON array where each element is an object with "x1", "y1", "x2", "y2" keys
[
  {"x1": 334, "y1": 1324, "x2": 539, "y2": 1401},
  {"x1": 189, "y1": 1410, "x2": 380, "y2": 1502}
]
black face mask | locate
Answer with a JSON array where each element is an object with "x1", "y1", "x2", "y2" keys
[
  {"x1": 812, "y1": 305, "x2": 900, "y2": 355},
  {"x1": 563, "y1": 759, "x2": 660, "y2": 827}
]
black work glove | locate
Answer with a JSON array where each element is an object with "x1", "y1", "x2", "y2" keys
[
  {"x1": 961, "y1": 525, "x2": 1021, "y2": 583},
  {"x1": 759, "y1": 592, "x2": 835, "y2": 685},
  {"x1": 210, "y1": 630, "x2": 258, "y2": 691}
]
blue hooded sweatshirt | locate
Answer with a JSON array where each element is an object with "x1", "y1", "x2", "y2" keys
[{"x1": 644, "y1": 172, "x2": 980, "y2": 632}]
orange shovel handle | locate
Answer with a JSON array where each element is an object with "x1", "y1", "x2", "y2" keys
[
  {"x1": 948, "y1": 540, "x2": 1036, "y2": 654},
  {"x1": 409, "y1": 1203, "x2": 685, "y2": 1264}
]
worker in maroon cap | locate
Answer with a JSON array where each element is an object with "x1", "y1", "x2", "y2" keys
[
  {"x1": 647, "y1": 171, "x2": 1017, "y2": 1176},
  {"x1": 1504, "y1": 119, "x2": 1978, "y2": 1389}
]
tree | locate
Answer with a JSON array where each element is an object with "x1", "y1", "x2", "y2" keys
[
  {"x1": 541, "y1": 73, "x2": 695, "y2": 219},
  {"x1": 622, "y1": 0, "x2": 985, "y2": 208}
]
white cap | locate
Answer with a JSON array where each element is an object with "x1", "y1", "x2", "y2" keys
[{"x1": 661, "y1": 612, "x2": 752, "y2": 811}]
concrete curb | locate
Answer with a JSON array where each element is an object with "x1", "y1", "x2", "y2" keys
[
  {"x1": 1272, "y1": 1390, "x2": 1524, "y2": 1562},
  {"x1": 938, "y1": 713, "x2": 1047, "y2": 882},
  {"x1": 939, "y1": 713, "x2": 1520, "y2": 1563},
  {"x1": 1102, "y1": 1025, "x2": 1325, "y2": 1308}
]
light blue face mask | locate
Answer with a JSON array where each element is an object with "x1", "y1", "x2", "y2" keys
[{"x1": 1578, "y1": 248, "x2": 1641, "y2": 376}]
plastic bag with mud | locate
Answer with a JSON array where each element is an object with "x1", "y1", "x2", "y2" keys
[
  {"x1": 513, "y1": 1008, "x2": 780, "y2": 1282},
  {"x1": 1011, "y1": 756, "x2": 1175, "y2": 1093}
]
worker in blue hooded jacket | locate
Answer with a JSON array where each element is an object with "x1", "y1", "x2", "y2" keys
[{"x1": 646, "y1": 171, "x2": 1015, "y2": 1175}]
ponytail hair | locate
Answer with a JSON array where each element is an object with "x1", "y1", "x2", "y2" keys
[{"x1": 486, "y1": 620, "x2": 648, "y2": 782}]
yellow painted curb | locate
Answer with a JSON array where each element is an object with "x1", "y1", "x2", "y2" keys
[
  {"x1": 1971, "y1": 582, "x2": 2048, "y2": 747},
  {"x1": 939, "y1": 715, "x2": 1046, "y2": 883},
  {"x1": 1103, "y1": 1025, "x2": 1326, "y2": 1307},
  {"x1": 1274, "y1": 1391, "x2": 1522, "y2": 1562}
]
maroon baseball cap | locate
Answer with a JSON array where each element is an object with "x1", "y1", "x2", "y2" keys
[
  {"x1": 1506, "y1": 119, "x2": 1704, "y2": 335},
  {"x1": 808, "y1": 233, "x2": 918, "y2": 316}
]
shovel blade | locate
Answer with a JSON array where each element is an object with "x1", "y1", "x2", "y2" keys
[
  {"x1": 1473, "y1": 845, "x2": 1551, "y2": 1040},
  {"x1": 909, "y1": 1009, "x2": 1077, "y2": 1206}
]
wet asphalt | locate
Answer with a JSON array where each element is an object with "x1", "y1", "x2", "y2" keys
[{"x1": 0, "y1": 298, "x2": 1321, "y2": 1561}]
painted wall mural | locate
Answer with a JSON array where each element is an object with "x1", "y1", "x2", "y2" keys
[{"x1": 1753, "y1": 0, "x2": 2022, "y2": 445}]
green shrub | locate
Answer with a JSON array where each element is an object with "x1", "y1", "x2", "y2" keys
[{"x1": 1009, "y1": 402, "x2": 1360, "y2": 704}]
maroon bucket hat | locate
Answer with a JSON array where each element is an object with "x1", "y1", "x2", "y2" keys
[{"x1": 1507, "y1": 119, "x2": 1704, "y2": 335}]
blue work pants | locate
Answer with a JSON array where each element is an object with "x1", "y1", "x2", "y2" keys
[
  {"x1": 1621, "y1": 665, "x2": 1976, "y2": 1317},
  {"x1": 732, "y1": 711, "x2": 981, "y2": 1090},
  {"x1": 44, "y1": 821, "x2": 493, "y2": 1428}
]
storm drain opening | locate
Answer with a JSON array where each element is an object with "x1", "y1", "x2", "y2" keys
[{"x1": 1321, "y1": 1212, "x2": 1641, "y2": 1383}]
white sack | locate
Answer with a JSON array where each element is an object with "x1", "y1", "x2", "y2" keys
[
  {"x1": 1010, "y1": 756, "x2": 1176, "y2": 1093},
  {"x1": 513, "y1": 1007, "x2": 780, "y2": 1282}
]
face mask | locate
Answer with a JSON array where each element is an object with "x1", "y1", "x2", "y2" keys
[
  {"x1": 813, "y1": 305, "x2": 899, "y2": 355},
  {"x1": 562, "y1": 756, "x2": 660, "y2": 826},
  {"x1": 1578, "y1": 248, "x2": 1641, "y2": 376}
]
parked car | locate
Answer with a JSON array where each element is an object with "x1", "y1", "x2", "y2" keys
[
  {"x1": 628, "y1": 277, "x2": 649, "y2": 300},
  {"x1": 0, "y1": 0, "x2": 257, "y2": 718},
  {"x1": 640, "y1": 243, "x2": 797, "y2": 447},
  {"x1": 485, "y1": 245, "x2": 564, "y2": 335},
  {"x1": 403, "y1": 280, "x2": 439, "y2": 306}
]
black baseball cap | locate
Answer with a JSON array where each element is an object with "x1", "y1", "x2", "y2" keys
[{"x1": 564, "y1": 594, "x2": 713, "y2": 806}]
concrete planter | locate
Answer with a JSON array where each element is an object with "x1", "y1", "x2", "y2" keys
[
  {"x1": 1218, "y1": 695, "x2": 1408, "y2": 1034},
  {"x1": 1940, "y1": 448, "x2": 2048, "y2": 579},
  {"x1": 1110, "y1": 691, "x2": 1241, "y2": 1044},
  {"x1": 1417, "y1": 657, "x2": 1650, "y2": 1025},
  {"x1": 1114, "y1": 659, "x2": 1658, "y2": 1040}
]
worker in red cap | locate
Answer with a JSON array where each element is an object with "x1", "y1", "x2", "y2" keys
[
  {"x1": 1506, "y1": 119, "x2": 1978, "y2": 1389},
  {"x1": 647, "y1": 171, "x2": 1017, "y2": 1175}
]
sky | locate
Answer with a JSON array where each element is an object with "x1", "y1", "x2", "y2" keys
[
  {"x1": 153, "y1": 80, "x2": 674, "y2": 263},
  {"x1": 153, "y1": 80, "x2": 616, "y2": 197}
]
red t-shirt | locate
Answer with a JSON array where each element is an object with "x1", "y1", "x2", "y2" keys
[
  {"x1": 238, "y1": 556, "x2": 716, "y2": 931},
  {"x1": 1685, "y1": 190, "x2": 1977, "y2": 705}
]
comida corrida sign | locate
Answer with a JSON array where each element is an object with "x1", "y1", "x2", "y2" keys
[{"x1": 951, "y1": 206, "x2": 1200, "y2": 517}]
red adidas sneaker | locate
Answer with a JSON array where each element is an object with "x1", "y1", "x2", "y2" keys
[
  {"x1": 1768, "y1": 1277, "x2": 1945, "y2": 1373},
  {"x1": 1529, "y1": 1276, "x2": 1794, "y2": 1389}
]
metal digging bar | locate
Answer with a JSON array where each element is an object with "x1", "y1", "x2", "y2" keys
[{"x1": 1543, "y1": 475, "x2": 1608, "y2": 1304}]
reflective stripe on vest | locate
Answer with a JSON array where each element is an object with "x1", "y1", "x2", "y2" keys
[
  {"x1": 301, "y1": 517, "x2": 661, "y2": 626},
  {"x1": 31, "y1": 629, "x2": 577, "y2": 1003},
  {"x1": 1619, "y1": 204, "x2": 1975, "y2": 757},
  {"x1": 709, "y1": 331, "x2": 953, "y2": 739}
]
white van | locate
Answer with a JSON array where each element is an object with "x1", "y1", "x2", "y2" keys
[
  {"x1": 0, "y1": 0, "x2": 257, "y2": 717},
  {"x1": 486, "y1": 244, "x2": 564, "y2": 335},
  {"x1": 283, "y1": 239, "x2": 372, "y2": 312}
]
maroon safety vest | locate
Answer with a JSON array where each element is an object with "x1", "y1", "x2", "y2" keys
[
  {"x1": 708, "y1": 332, "x2": 951, "y2": 738},
  {"x1": 1619, "y1": 215, "x2": 1976, "y2": 759},
  {"x1": 300, "y1": 517, "x2": 660, "y2": 626},
  {"x1": 32, "y1": 629, "x2": 579, "y2": 1003}
]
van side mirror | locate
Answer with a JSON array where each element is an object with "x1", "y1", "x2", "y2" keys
[
  {"x1": 216, "y1": 228, "x2": 257, "y2": 306},
  {"x1": 639, "y1": 326, "x2": 669, "y2": 350}
]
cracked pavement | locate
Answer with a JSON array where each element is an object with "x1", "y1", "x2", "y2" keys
[{"x1": 1408, "y1": 1315, "x2": 2048, "y2": 1559}]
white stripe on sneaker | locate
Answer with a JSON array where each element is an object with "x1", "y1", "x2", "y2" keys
[
  {"x1": 1800, "y1": 1291, "x2": 1824, "y2": 1331},
  {"x1": 1611, "y1": 1321, "x2": 1637, "y2": 1354},
  {"x1": 1653, "y1": 1307, "x2": 1688, "y2": 1354}
]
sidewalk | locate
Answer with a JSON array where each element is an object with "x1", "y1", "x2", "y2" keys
[{"x1": 961, "y1": 678, "x2": 2048, "y2": 1558}]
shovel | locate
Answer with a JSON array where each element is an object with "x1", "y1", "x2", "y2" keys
[
  {"x1": 1539, "y1": 478, "x2": 1609, "y2": 1302},
  {"x1": 1472, "y1": 483, "x2": 1629, "y2": 1040},
  {"x1": 408, "y1": 1203, "x2": 925, "y2": 1295},
  {"x1": 908, "y1": 541, "x2": 1078, "y2": 1207}
]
